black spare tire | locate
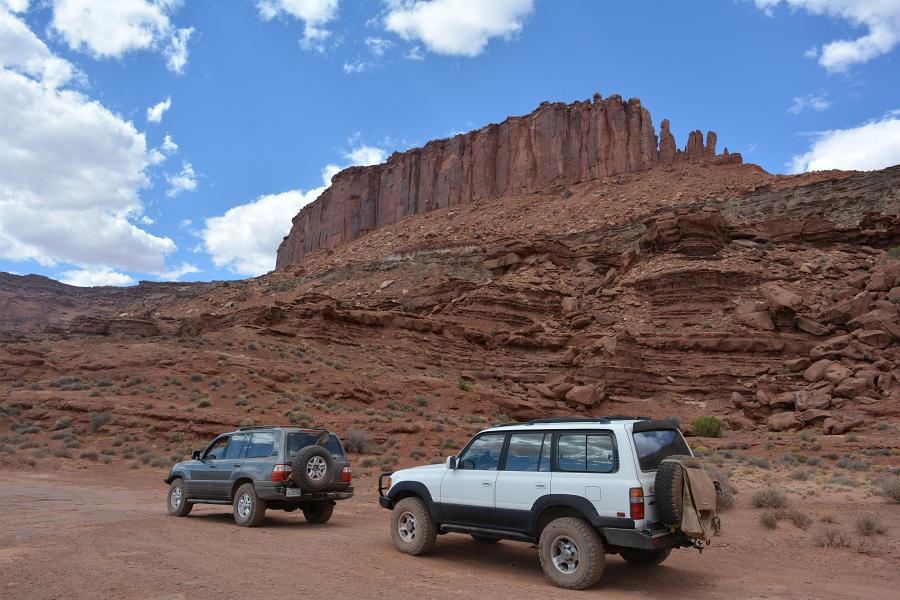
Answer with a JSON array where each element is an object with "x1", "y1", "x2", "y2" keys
[
  {"x1": 654, "y1": 455, "x2": 702, "y2": 527},
  {"x1": 291, "y1": 445, "x2": 335, "y2": 492}
]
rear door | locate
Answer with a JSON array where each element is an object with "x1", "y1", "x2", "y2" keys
[
  {"x1": 238, "y1": 431, "x2": 278, "y2": 483},
  {"x1": 494, "y1": 432, "x2": 551, "y2": 531},
  {"x1": 440, "y1": 432, "x2": 506, "y2": 525},
  {"x1": 211, "y1": 434, "x2": 248, "y2": 499},
  {"x1": 550, "y1": 430, "x2": 626, "y2": 519},
  {"x1": 629, "y1": 425, "x2": 692, "y2": 523}
]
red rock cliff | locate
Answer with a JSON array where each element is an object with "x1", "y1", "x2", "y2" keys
[{"x1": 276, "y1": 94, "x2": 738, "y2": 269}]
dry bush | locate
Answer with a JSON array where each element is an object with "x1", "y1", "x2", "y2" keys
[
  {"x1": 875, "y1": 476, "x2": 900, "y2": 504},
  {"x1": 759, "y1": 508, "x2": 811, "y2": 530},
  {"x1": 760, "y1": 510, "x2": 779, "y2": 529},
  {"x1": 855, "y1": 513, "x2": 887, "y2": 536},
  {"x1": 705, "y1": 464, "x2": 737, "y2": 509},
  {"x1": 752, "y1": 487, "x2": 788, "y2": 509},
  {"x1": 344, "y1": 429, "x2": 374, "y2": 454},
  {"x1": 812, "y1": 528, "x2": 850, "y2": 548}
]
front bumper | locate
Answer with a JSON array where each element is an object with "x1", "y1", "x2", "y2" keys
[{"x1": 603, "y1": 526, "x2": 687, "y2": 550}]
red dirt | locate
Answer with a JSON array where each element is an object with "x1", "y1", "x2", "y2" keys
[{"x1": 0, "y1": 466, "x2": 897, "y2": 600}]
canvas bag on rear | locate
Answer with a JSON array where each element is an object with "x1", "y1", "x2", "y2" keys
[{"x1": 680, "y1": 465, "x2": 720, "y2": 542}]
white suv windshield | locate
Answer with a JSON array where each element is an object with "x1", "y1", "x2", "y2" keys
[{"x1": 633, "y1": 429, "x2": 690, "y2": 471}]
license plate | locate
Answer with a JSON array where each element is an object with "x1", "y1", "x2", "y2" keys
[{"x1": 285, "y1": 488, "x2": 303, "y2": 497}]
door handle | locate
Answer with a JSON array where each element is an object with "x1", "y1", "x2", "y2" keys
[
  {"x1": 481, "y1": 481, "x2": 492, "y2": 487},
  {"x1": 233, "y1": 464, "x2": 241, "y2": 467},
  {"x1": 535, "y1": 483, "x2": 546, "y2": 489}
]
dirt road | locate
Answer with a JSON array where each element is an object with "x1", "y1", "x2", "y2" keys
[{"x1": 0, "y1": 467, "x2": 897, "y2": 600}]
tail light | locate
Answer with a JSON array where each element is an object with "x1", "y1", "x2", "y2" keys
[
  {"x1": 341, "y1": 466, "x2": 352, "y2": 483},
  {"x1": 629, "y1": 487, "x2": 645, "y2": 520},
  {"x1": 271, "y1": 464, "x2": 291, "y2": 482}
]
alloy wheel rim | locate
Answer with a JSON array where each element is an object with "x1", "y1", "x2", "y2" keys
[
  {"x1": 170, "y1": 486, "x2": 182, "y2": 508},
  {"x1": 237, "y1": 493, "x2": 252, "y2": 519},
  {"x1": 550, "y1": 535, "x2": 580, "y2": 574},
  {"x1": 397, "y1": 511, "x2": 417, "y2": 543},
  {"x1": 307, "y1": 456, "x2": 327, "y2": 480}
]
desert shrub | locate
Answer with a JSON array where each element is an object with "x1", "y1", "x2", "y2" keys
[
  {"x1": 50, "y1": 448, "x2": 72, "y2": 459},
  {"x1": 415, "y1": 395, "x2": 429, "y2": 407},
  {"x1": 96, "y1": 379, "x2": 113, "y2": 387},
  {"x1": 691, "y1": 416, "x2": 722, "y2": 438},
  {"x1": 888, "y1": 246, "x2": 900, "y2": 259},
  {"x1": 752, "y1": 487, "x2": 788, "y2": 509},
  {"x1": 196, "y1": 399, "x2": 211, "y2": 408},
  {"x1": 744, "y1": 456, "x2": 770, "y2": 469},
  {"x1": 359, "y1": 457, "x2": 378, "y2": 468},
  {"x1": 760, "y1": 510, "x2": 779, "y2": 529},
  {"x1": 836, "y1": 457, "x2": 870, "y2": 471},
  {"x1": 812, "y1": 528, "x2": 850, "y2": 548},
  {"x1": 440, "y1": 437, "x2": 460, "y2": 450},
  {"x1": 458, "y1": 378, "x2": 471, "y2": 392},
  {"x1": 791, "y1": 469, "x2": 811, "y2": 481},
  {"x1": 344, "y1": 429, "x2": 374, "y2": 454},
  {"x1": 855, "y1": 513, "x2": 887, "y2": 536},
  {"x1": 89, "y1": 411, "x2": 112, "y2": 433},
  {"x1": 124, "y1": 376, "x2": 143, "y2": 387},
  {"x1": 190, "y1": 374, "x2": 203, "y2": 382},
  {"x1": 760, "y1": 508, "x2": 812, "y2": 530},
  {"x1": 705, "y1": 464, "x2": 737, "y2": 509},
  {"x1": 79, "y1": 451, "x2": 99, "y2": 461},
  {"x1": 51, "y1": 417, "x2": 71, "y2": 431},
  {"x1": 875, "y1": 476, "x2": 900, "y2": 503}
]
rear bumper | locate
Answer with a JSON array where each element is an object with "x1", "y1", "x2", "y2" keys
[
  {"x1": 603, "y1": 526, "x2": 686, "y2": 550},
  {"x1": 256, "y1": 482, "x2": 354, "y2": 502}
]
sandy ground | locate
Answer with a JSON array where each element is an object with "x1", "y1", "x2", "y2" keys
[{"x1": 0, "y1": 467, "x2": 897, "y2": 600}]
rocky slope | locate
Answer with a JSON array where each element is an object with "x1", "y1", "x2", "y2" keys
[
  {"x1": 276, "y1": 95, "x2": 740, "y2": 267},
  {"x1": 0, "y1": 97, "x2": 898, "y2": 475}
]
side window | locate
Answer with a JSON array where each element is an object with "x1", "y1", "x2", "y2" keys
[
  {"x1": 539, "y1": 434, "x2": 552, "y2": 472},
  {"x1": 505, "y1": 433, "x2": 546, "y2": 472},
  {"x1": 458, "y1": 433, "x2": 506, "y2": 470},
  {"x1": 223, "y1": 434, "x2": 248, "y2": 460},
  {"x1": 203, "y1": 436, "x2": 229, "y2": 460},
  {"x1": 244, "y1": 432, "x2": 276, "y2": 458},
  {"x1": 557, "y1": 433, "x2": 616, "y2": 473}
]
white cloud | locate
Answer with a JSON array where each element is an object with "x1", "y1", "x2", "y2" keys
[
  {"x1": 1, "y1": 1, "x2": 30, "y2": 13},
  {"x1": 50, "y1": 0, "x2": 194, "y2": 74},
  {"x1": 787, "y1": 93, "x2": 831, "y2": 114},
  {"x1": 789, "y1": 111, "x2": 900, "y2": 173},
  {"x1": 0, "y1": 7, "x2": 76, "y2": 87},
  {"x1": 754, "y1": 0, "x2": 900, "y2": 72},
  {"x1": 178, "y1": 218, "x2": 192, "y2": 228},
  {"x1": 146, "y1": 96, "x2": 171, "y2": 123},
  {"x1": 202, "y1": 188, "x2": 324, "y2": 275},
  {"x1": 342, "y1": 59, "x2": 370, "y2": 73},
  {"x1": 404, "y1": 44, "x2": 424, "y2": 60},
  {"x1": 140, "y1": 215, "x2": 155, "y2": 225},
  {"x1": 60, "y1": 266, "x2": 136, "y2": 287},
  {"x1": 384, "y1": 0, "x2": 534, "y2": 57},
  {"x1": 201, "y1": 142, "x2": 387, "y2": 275},
  {"x1": 158, "y1": 261, "x2": 199, "y2": 280},
  {"x1": 344, "y1": 145, "x2": 387, "y2": 165},
  {"x1": 161, "y1": 133, "x2": 178, "y2": 153},
  {"x1": 257, "y1": 0, "x2": 340, "y2": 53},
  {"x1": 0, "y1": 62, "x2": 176, "y2": 272},
  {"x1": 166, "y1": 161, "x2": 198, "y2": 197},
  {"x1": 365, "y1": 36, "x2": 393, "y2": 56}
]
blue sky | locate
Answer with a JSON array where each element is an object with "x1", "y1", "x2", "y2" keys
[{"x1": 1, "y1": 0, "x2": 898, "y2": 286}]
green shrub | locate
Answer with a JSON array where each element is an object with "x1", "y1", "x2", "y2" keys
[
  {"x1": 458, "y1": 378, "x2": 472, "y2": 392},
  {"x1": 752, "y1": 487, "x2": 788, "y2": 509},
  {"x1": 89, "y1": 411, "x2": 111, "y2": 433},
  {"x1": 888, "y1": 246, "x2": 900, "y2": 259},
  {"x1": 691, "y1": 416, "x2": 722, "y2": 438},
  {"x1": 51, "y1": 417, "x2": 72, "y2": 431}
]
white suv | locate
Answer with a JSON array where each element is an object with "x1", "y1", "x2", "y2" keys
[{"x1": 378, "y1": 417, "x2": 702, "y2": 589}]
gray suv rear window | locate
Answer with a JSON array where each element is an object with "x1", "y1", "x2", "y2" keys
[
  {"x1": 287, "y1": 432, "x2": 346, "y2": 459},
  {"x1": 633, "y1": 429, "x2": 690, "y2": 471}
]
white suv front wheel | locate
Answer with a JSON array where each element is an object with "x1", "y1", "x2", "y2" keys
[
  {"x1": 390, "y1": 497, "x2": 437, "y2": 555},
  {"x1": 538, "y1": 517, "x2": 605, "y2": 589}
]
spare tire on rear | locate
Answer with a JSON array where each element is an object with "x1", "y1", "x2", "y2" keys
[
  {"x1": 654, "y1": 454, "x2": 702, "y2": 527},
  {"x1": 291, "y1": 445, "x2": 335, "y2": 492}
]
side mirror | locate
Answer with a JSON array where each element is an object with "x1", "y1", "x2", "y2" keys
[
  {"x1": 191, "y1": 450, "x2": 201, "y2": 460},
  {"x1": 446, "y1": 456, "x2": 458, "y2": 469}
]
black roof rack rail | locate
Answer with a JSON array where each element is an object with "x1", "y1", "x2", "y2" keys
[
  {"x1": 237, "y1": 425, "x2": 282, "y2": 431},
  {"x1": 490, "y1": 416, "x2": 652, "y2": 428}
]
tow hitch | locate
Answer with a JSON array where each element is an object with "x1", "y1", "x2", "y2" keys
[{"x1": 688, "y1": 538, "x2": 706, "y2": 553}]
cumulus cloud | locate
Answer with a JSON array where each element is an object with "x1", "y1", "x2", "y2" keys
[
  {"x1": 59, "y1": 266, "x2": 136, "y2": 287},
  {"x1": 754, "y1": 0, "x2": 900, "y2": 72},
  {"x1": 257, "y1": 0, "x2": 340, "y2": 53},
  {"x1": 202, "y1": 188, "x2": 323, "y2": 276},
  {"x1": 166, "y1": 161, "x2": 198, "y2": 197},
  {"x1": 0, "y1": 6, "x2": 76, "y2": 87},
  {"x1": 384, "y1": 0, "x2": 534, "y2": 57},
  {"x1": 161, "y1": 133, "x2": 178, "y2": 153},
  {"x1": 201, "y1": 143, "x2": 387, "y2": 276},
  {"x1": 158, "y1": 261, "x2": 199, "y2": 280},
  {"x1": 789, "y1": 111, "x2": 900, "y2": 173},
  {"x1": 49, "y1": 0, "x2": 194, "y2": 74},
  {"x1": 787, "y1": 93, "x2": 831, "y2": 114},
  {"x1": 146, "y1": 96, "x2": 171, "y2": 123}
]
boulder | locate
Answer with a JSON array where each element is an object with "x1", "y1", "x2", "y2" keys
[
  {"x1": 760, "y1": 283, "x2": 803, "y2": 312},
  {"x1": 767, "y1": 412, "x2": 801, "y2": 431},
  {"x1": 803, "y1": 359, "x2": 833, "y2": 383},
  {"x1": 822, "y1": 416, "x2": 865, "y2": 435},
  {"x1": 824, "y1": 363, "x2": 852, "y2": 384},
  {"x1": 795, "y1": 316, "x2": 829, "y2": 336},
  {"x1": 724, "y1": 414, "x2": 757, "y2": 431},
  {"x1": 854, "y1": 329, "x2": 891, "y2": 349},
  {"x1": 565, "y1": 385, "x2": 603, "y2": 407},
  {"x1": 794, "y1": 388, "x2": 832, "y2": 411},
  {"x1": 834, "y1": 377, "x2": 871, "y2": 398},
  {"x1": 826, "y1": 292, "x2": 872, "y2": 325},
  {"x1": 735, "y1": 301, "x2": 774, "y2": 330},
  {"x1": 799, "y1": 409, "x2": 832, "y2": 423}
]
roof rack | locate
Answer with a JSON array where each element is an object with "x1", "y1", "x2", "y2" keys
[
  {"x1": 237, "y1": 425, "x2": 282, "y2": 431},
  {"x1": 491, "y1": 416, "x2": 652, "y2": 428}
]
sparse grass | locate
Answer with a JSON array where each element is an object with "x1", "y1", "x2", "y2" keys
[
  {"x1": 812, "y1": 527, "x2": 850, "y2": 548},
  {"x1": 89, "y1": 411, "x2": 111, "y2": 433},
  {"x1": 51, "y1": 417, "x2": 71, "y2": 431},
  {"x1": 344, "y1": 429, "x2": 375, "y2": 454},
  {"x1": 855, "y1": 513, "x2": 887, "y2": 536},
  {"x1": 875, "y1": 476, "x2": 900, "y2": 503},
  {"x1": 744, "y1": 456, "x2": 770, "y2": 469},
  {"x1": 752, "y1": 487, "x2": 788, "y2": 509}
]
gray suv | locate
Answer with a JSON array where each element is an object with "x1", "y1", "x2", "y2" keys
[{"x1": 164, "y1": 426, "x2": 354, "y2": 527}]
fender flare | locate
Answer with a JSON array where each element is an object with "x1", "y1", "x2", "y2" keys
[
  {"x1": 387, "y1": 481, "x2": 444, "y2": 522},
  {"x1": 529, "y1": 494, "x2": 634, "y2": 536}
]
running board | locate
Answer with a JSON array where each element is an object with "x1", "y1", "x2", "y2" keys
[
  {"x1": 187, "y1": 499, "x2": 232, "y2": 505},
  {"x1": 439, "y1": 524, "x2": 534, "y2": 543}
]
